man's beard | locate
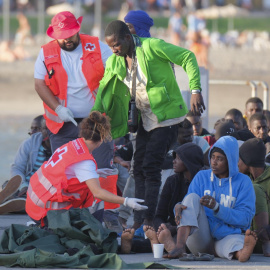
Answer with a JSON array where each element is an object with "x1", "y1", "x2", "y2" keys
[{"x1": 59, "y1": 34, "x2": 80, "y2": 51}]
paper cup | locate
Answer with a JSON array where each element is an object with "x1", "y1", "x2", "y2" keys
[{"x1": 153, "y1": 243, "x2": 164, "y2": 258}]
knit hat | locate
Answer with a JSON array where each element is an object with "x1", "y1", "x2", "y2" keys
[
  {"x1": 210, "y1": 147, "x2": 226, "y2": 158},
  {"x1": 230, "y1": 128, "x2": 255, "y2": 141},
  {"x1": 239, "y1": 138, "x2": 266, "y2": 167},
  {"x1": 47, "y1": 11, "x2": 83, "y2": 39},
  {"x1": 124, "y1": 10, "x2": 154, "y2": 37},
  {"x1": 173, "y1": 142, "x2": 204, "y2": 179},
  {"x1": 214, "y1": 119, "x2": 235, "y2": 140}
]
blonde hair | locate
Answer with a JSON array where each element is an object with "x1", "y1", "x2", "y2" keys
[{"x1": 79, "y1": 111, "x2": 112, "y2": 143}]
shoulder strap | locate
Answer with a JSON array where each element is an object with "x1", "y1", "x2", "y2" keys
[{"x1": 130, "y1": 53, "x2": 137, "y2": 101}]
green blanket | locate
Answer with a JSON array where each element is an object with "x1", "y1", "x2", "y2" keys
[{"x1": 0, "y1": 209, "x2": 180, "y2": 269}]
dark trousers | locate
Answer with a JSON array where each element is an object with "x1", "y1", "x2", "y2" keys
[
  {"x1": 133, "y1": 120, "x2": 178, "y2": 224},
  {"x1": 48, "y1": 118, "x2": 83, "y2": 153}
]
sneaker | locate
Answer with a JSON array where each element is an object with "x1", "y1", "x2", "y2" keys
[
  {"x1": 0, "y1": 198, "x2": 26, "y2": 215},
  {"x1": 0, "y1": 175, "x2": 22, "y2": 204},
  {"x1": 103, "y1": 210, "x2": 123, "y2": 234}
]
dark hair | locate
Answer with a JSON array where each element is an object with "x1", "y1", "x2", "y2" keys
[
  {"x1": 79, "y1": 111, "x2": 112, "y2": 143},
  {"x1": 33, "y1": 115, "x2": 44, "y2": 125},
  {"x1": 263, "y1": 110, "x2": 270, "y2": 121},
  {"x1": 225, "y1": 108, "x2": 243, "y2": 118},
  {"x1": 245, "y1": 97, "x2": 263, "y2": 107},
  {"x1": 249, "y1": 112, "x2": 267, "y2": 126},
  {"x1": 179, "y1": 119, "x2": 192, "y2": 129},
  {"x1": 105, "y1": 20, "x2": 132, "y2": 39}
]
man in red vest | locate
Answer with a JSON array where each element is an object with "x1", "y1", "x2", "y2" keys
[{"x1": 34, "y1": 11, "x2": 112, "y2": 152}]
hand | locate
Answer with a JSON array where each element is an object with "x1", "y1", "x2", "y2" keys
[
  {"x1": 124, "y1": 197, "x2": 148, "y2": 211},
  {"x1": 55, "y1": 105, "x2": 77, "y2": 126},
  {"x1": 120, "y1": 160, "x2": 131, "y2": 171},
  {"x1": 174, "y1": 203, "x2": 187, "y2": 225},
  {"x1": 190, "y1": 93, "x2": 205, "y2": 116},
  {"x1": 18, "y1": 187, "x2": 28, "y2": 197},
  {"x1": 200, "y1": 195, "x2": 216, "y2": 209}
]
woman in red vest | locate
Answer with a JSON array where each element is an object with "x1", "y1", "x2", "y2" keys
[{"x1": 26, "y1": 111, "x2": 147, "y2": 226}]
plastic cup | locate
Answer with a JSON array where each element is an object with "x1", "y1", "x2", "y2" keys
[{"x1": 153, "y1": 243, "x2": 164, "y2": 259}]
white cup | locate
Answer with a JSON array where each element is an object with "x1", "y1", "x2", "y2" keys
[{"x1": 153, "y1": 243, "x2": 164, "y2": 259}]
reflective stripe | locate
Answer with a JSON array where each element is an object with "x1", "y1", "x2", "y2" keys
[
  {"x1": 46, "y1": 201, "x2": 71, "y2": 209},
  {"x1": 37, "y1": 169, "x2": 57, "y2": 195},
  {"x1": 62, "y1": 190, "x2": 80, "y2": 199},
  {"x1": 28, "y1": 183, "x2": 45, "y2": 208},
  {"x1": 45, "y1": 98, "x2": 65, "y2": 123}
]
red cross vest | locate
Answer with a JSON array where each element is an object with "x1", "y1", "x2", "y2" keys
[
  {"x1": 42, "y1": 34, "x2": 104, "y2": 134},
  {"x1": 26, "y1": 138, "x2": 97, "y2": 224}
]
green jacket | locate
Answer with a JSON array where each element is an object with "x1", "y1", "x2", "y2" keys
[
  {"x1": 252, "y1": 165, "x2": 270, "y2": 199},
  {"x1": 92, "y1": 36, "x2": 201, "y2": 139}
]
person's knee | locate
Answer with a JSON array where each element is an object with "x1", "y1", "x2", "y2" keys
[{"x1": 182, "y1": 193, "x2": 201, "y2": 205}]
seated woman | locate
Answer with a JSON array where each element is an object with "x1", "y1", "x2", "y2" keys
[
  {"x1": 121, "y1": 142, "x2": 206, "y2": 253},
  {"x1": 157, "y1": 136, "x2": 257, "y2": 262},
  {"x1": 25, "y1": 111, "x2": 147, "y2": 226}
]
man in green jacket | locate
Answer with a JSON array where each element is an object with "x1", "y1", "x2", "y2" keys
[
  {"x1": 238, "y1": 138, "x2": 270, "y2": 256},
  {"x1": 92, "y1": 20, "x2": 205, "y2": 232}
]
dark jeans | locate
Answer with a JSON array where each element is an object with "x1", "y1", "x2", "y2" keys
[
  {"x1": 48, "y1": 118, "x2": 83, "y2": 153},
  {"x1": 133, "y1": 120, "x2": 178, "y2": 224}
]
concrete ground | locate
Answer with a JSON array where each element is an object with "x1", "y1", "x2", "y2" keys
[{"x1": 0, "y1": 214, "x2": 269, "y2": 269}]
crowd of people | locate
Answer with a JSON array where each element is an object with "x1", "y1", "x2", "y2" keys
[{"x1": 1, "y1": 8, "x2": 270, "y2": 264}]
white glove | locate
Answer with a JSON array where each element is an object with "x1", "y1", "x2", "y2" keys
[
  {"x1": 124, "y1": 197, "x2": 148, "y2": 211},
  {"x1": 55, "y1": 105, "x2": 77, "y2": 126}
]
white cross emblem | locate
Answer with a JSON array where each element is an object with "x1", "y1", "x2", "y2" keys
[
  {"x1": 58, "y1": 22, "x2": 65, "y2": 28},
  {"x1": 85, "y1": 43, "x2": 96, "y2": 51}
]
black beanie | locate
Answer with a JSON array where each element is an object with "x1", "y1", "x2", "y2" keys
[
  {"x1": 239, "y1": 138, "x2": 266, "y2": 167},
  {"x1": 214, "y1": 120, "x2": 235, "y2": 140},
  {"x1": 210, "y1": 147, "x2": 226, "y2": 158}
]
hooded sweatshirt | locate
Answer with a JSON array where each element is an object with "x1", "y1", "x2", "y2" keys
[
  {"x1": 187, "y1": 136, "x2": 255, "y2": 240},
  {"x1": 154, "y1": 143, "x2": 205, "y2": 230}
]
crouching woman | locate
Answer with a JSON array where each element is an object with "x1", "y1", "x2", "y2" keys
[{"x1": 26, "y1": 111, "x2": 147, "y2": 226}]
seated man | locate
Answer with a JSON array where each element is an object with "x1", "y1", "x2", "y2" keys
[
  {"x1": 203, "y1": 118, "x2": 236, "y2": 147},
  {"x1": 0, "y1": 117, "x2": 51, "y2": 214},
  {"x1": 157, "y1": 136, "x2": 257, "y2": 262},
  {"x1": 249, "y1": 113, "x2": 270, "y2": 156},
  {"x1": 120, "y1": 142, "x2": 206, "y2": 254},
  {"x1": 225, "y1": 108, "x2": 245, "y2": 131},
  {"x1": 186, "y1": 110, "x2": 210, "y2": 136},
  {"x1": 238, "y1": 138, "x2": 270, "y2": 256},
  {"x1": 28, "y1": 115, "x2": 43, "y2": 136},
  {"x1": 244, "y1": 97, "x2": 263, "y2": 127},
  {"x1": 162, "y1": 119, "x2": 210, "y2": 170}
]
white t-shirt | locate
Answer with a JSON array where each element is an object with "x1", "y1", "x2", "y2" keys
[
  {"x1": 34, "y1": 40, "x2": 112, "y2": 118},
  {"x1": 65, "y1": 160, "x2": 99, "y2": 183},
  {"x1": 123, "y1": 63, "x2": 184, "y2": 132}
]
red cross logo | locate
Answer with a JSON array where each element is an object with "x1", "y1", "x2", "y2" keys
[
  {"x1": 58, "y1": 22, "x2": 65, "y2": 28},
  {"x1": 85, "y1": 43, "x2": 96, "y2": 51},
  {"x1": 45, "y1": 146, "x2": 67, "y2": 168}
]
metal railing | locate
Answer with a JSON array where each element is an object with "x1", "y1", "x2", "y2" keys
[{"x1": 209, "y1": 80, "x2": 269, "y2": 110}]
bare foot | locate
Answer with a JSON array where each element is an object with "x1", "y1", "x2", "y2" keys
[
  {"x1": 164, "y1": 246, "x2": 186, "y2": 259},
  {"x1": 143, "y1": 225, "x2": 159, "y2": 251},
  {"x1": 236, "y1": 230, "x2": 257, "y2": 262},
  {"x1": 157, "y1": 223, "x2": 176, "y2": 256},
  {"x1": 121, "y1": 228, "x2": 135, "y2": 254}
]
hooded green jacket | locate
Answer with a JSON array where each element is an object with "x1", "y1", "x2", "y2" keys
[{"x1": 92, "y1": 36, "x2": 201, "y2": 139}]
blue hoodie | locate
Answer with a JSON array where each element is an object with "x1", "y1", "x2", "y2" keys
[{"x1": 187, "y1": 136, "x2": 255, "y2": 240}]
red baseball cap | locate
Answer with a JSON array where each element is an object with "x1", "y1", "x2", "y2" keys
[{"x1": 47, "y1": 11, "x2": 83, "y2": 39}]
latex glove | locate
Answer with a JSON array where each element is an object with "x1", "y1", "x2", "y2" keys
[
  {"x1": 55, "y1": 105, "x2": 77, "y2": 126},
  {"x1": 124, "y1": 197, "x2": 148, "y2": 211}
]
